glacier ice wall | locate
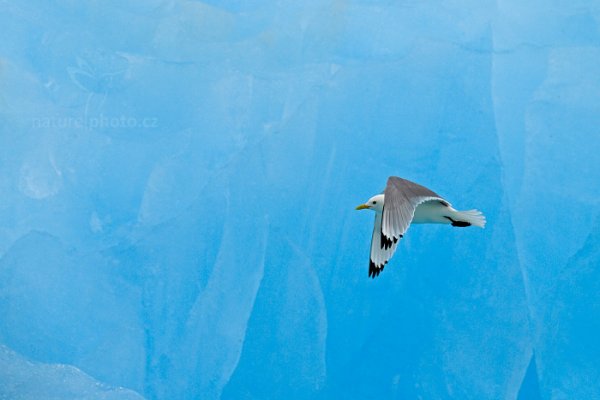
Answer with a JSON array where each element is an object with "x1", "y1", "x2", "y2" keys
[
  {"x1": 0, "y1": 345, "x2": 144, "y2": 400},
  {"x1": 0, "y1": 0, "x2": 599, "y2": 399}
]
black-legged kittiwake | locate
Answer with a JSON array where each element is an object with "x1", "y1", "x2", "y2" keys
[{"x1": 355, "y1": 176, "x2": 486, "y2": 278}]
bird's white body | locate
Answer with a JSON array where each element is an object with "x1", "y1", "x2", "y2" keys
[
  {"x1": 413, "y1": 200, "x2": 458, "y2": 224},
  {"x1": 364, "y1": 194, "x2": 485, "y2": 227},
  {"x1": 412, "y1": 201, "x2": 448, "y2": 224},
  {"x1": 365, "y1": 194, "x2": 452, "y2": 224}
]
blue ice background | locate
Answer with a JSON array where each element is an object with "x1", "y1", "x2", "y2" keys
[{"x1": 1, "y1": 1, "x2": 599, "y2": 399}]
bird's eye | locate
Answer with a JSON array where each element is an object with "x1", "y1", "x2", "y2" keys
[{"x1": 372, "y1": 201, "x2": 377, "y2": 204}]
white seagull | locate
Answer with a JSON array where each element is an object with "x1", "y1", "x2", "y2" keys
[{"x1": 356, "y1": 176, "x2": 486, "y2": 278}]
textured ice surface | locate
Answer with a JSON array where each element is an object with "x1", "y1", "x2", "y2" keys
[
  {"x1": 1, "y1": 0, "x2": 599, "y2": 399},
  {"x1": 0, "y1": 232, "x2": 145, "y2": 391},
  {"x1": 0, "y1": 345, "x2": 144, "y2": 400}
]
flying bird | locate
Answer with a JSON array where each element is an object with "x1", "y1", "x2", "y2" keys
[{"x1": 355, "y1": 176, "x2": 485, "y2": 278}]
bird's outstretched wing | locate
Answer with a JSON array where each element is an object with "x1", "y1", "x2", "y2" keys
[
  {"x1": 382, "y1": 176, "x2": 448, "y2": 241},
  {"x1": 369, "y1": 211, "x2": 399, "y2": 278},
  {"x1": 369, "y1": 177, "x2": 448, "y2": 278}
]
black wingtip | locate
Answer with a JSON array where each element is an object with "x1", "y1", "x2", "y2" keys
[
  {"x1": 369, "y1": 260, "x2": 384, "y2": 279},
  {"x1": 380, "y1": 232, "x2": 398, "y2": 250},
  {"x1": 380, "y1": 232, "x2": 402, "y2": 250}
]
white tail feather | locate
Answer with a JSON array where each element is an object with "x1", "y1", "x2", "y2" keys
[{"x1": 453, "y1": 209, "x2": 486, "y2": 228}]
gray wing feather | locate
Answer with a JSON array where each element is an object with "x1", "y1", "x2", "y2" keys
[{"x1": 382, "y1": 176, "x2": 448, "y2": 240}]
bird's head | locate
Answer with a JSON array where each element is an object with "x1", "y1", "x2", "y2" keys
[{"x1": 355, "y1": 194, "x2": 384, "y2": 212}]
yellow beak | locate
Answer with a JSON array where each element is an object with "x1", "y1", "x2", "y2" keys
[{"x1": 355, "y1": 204, "x2": 370, "y2": 210}]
